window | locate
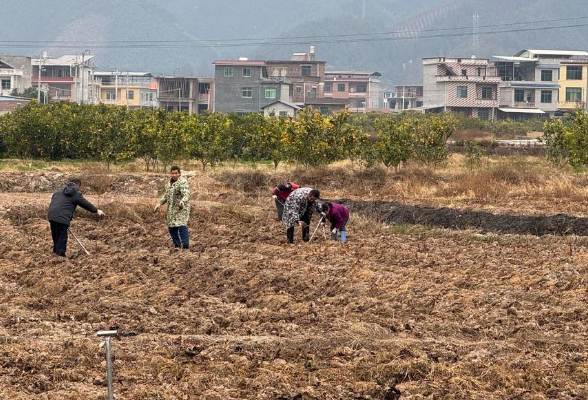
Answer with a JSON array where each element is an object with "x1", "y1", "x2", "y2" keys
[
  {"x1": 356, "y1": 83, "x2": 367, "y2": 93},
  {"x1": 242, "y1": 68, "x2": 251, "y2": 77},
  {"x1": 541, "y1": 70, "x2": 553, "y2": 82},
  {"x1": 198, "y1": 82, "x2": 210, "y2": 94},
  {"x1": 126, "y1": 90, "x2": 134, "y2": 100},
  {"x1": 310, "y1": 87, "x2": 317, "y2": 98},
  {"x1": 477, "y1": 67, "x2": 484, "y2": 77},
  {"x1": 337, "y1": 83, "x2": 346, "y2": 92},
  {"x1": 567, "y1": 66, "x2": 582, "y2": 80},
  {"x1": 224, "y1": 67, "x2": 233, "y2": 77},
  {"x1": 457, "y1": 86, "x2": 468, "y2": 98},
  {"x1": 540, "y1": 90, "x2": 552, "y2": 103},
  {"x1": 461, "y1": 69, "x2": 467, "y2": 76},
  {"x1": 319, "y1": 106, "x2": 329, "y2": 115},
  {"x1": 105, "y1": 90, "x2": 116, "y2": 100},
  {"x1": 357, "y1": 99, "x2": 366, "y2": 108},
  {"x1": 478, "y1": 108, "x2": 490, "y2": 121},
  {"x1": 514, "y1": 89, "x2": 525, "y2": 102},
  {"x1": 242, "y1": 87, "x2": 252, "y2": 98},
  {"x1": 324, "y1": 83, "x2": 331, "y2": 92},
  {"x1": 295, "y1": 86, "x2": 302, "y2": 93},
  {"x1": 1, "y1": 79, "x2": 10, "y2": 90},
  {"x1": 265, "y1": 88, "x2": 276, "y2": 99},
  {"x1": 481, "y1": 86, "x2": 493, "y2": 99},
  {"x1": 279, "y1": 111, "x2": 288, "y2": 118},
  {"x1": 566, "y1": 87, "x2": 582, "y2": 102},
  {"x1": 301, "y1": 65, "x2": 311, "y2": 77}
]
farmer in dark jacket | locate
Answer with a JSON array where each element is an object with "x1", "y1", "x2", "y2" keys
[
  {"x1": 47, "y1": 178, "x2": 104, "y2": 256},
  {"x1": 282, "y1": 188, "x2": 321, "y2": 244},
  {"x1": 271, "y1": 181, "x2": 300, "y2": 220},
  {"x1": 321, "y1": 202, "x2": 349, "y2": 243}
]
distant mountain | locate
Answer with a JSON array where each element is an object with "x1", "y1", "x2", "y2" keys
[{"x1": 1, "y1": 0, "x2": 588, "y2": 85}]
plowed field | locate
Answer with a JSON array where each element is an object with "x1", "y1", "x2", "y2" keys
[{"x1": 1, "y1": 163, "x2": 587, "y2": 400}]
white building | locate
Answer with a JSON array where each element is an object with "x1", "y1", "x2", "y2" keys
[
  {"x1": 0, "y1": 56, "x2": 32, "y2": 96},
  {"x1": 32, "y1": 54, "x2": 98, "y2": 103}
]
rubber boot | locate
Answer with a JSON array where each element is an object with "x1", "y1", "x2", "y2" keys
[
  {"x1": 287, "y1": 227, "x2": 295, "y2": 244},
  {"x1": 340, "y1": 230, "x2": 347, "y2": 244},
  {"x1": 331, "y1": 231, "x2": 338, "y2": 241},
  {"x1": 302, "y1": 226, "x2": 310, "y2": 242}
]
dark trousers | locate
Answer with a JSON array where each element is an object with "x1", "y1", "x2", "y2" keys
[
  {"x1": 50, "y1": 220, "x2": 68, "y2": 256},
  {"x1": 286, "y1": 210, "x2": 311, "y2": 243},
  {"x1": 169, "y1": 226, "x2": 189, "y2": 248},
  {"x1": 275, "y1": 198, "x2": 285, "y2": 221}
]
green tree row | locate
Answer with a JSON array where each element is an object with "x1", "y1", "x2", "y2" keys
[
  {"x1": 0, "y1": 102, "x2": 458, "y2": 170},
  {"x1": 543, "y1": 109, "x2": 588, "y2": 168}
]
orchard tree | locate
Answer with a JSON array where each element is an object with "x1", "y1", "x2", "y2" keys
[
  {"x1": 284, "y1": 107, "x2": 336, "y2": 168},
  {"x1": 156, "y1": 111, "x2": 189, "y2": 171},
  {"x1": 129, "y1": 109, "x2": 163, "y2": 171},
  {"x1": 259, "y1": 116, "x2": 288, "y2": 169},
  {"x1": 411, "y1": 113, "x2": 457, "y2": 166},
  {"x1": 327, "y1": 109, "x2": 366, "y2": 164},
  {"x1": 187, "y1": 112, "x2": 232, "y2": 170},
  {"x1": 89, "y1": 105, "x2": 135, "y2": 169},
  {"x1": 372, "y1": 115, "x2": 414, "y2": 170}
]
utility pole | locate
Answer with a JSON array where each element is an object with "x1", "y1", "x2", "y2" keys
[
  {"x1": 126, "y1": 72, "x2": 130, "y2": 109},
  {"x1": 115, "y1": 69, "x2": 119, "y2": 104},
  {"x1": 178, "y1": 88, "x2": 182, "y2": 112},
  {"x1": 37, "y1": 51, "x2": 47, "y2": 103},
  {"x1": 80, "y1": 50, "x2": 90, "y2": 104},
  {"x1": 472, "y1": 14, "x2": 480, "y2": 53}
]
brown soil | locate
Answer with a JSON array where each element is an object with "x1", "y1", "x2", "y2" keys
[{"x1": 1, "y1": 167, "x2": 587, "y2": 400}]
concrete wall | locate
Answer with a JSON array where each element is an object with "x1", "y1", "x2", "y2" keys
[{"x1": 423, "y1": 63, "x2": 445, "y2": 106}]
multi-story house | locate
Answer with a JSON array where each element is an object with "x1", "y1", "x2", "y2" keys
[
  {"x1": 213, "y1": 59, "x2": 291, "y2": 114},
  {"x1": 388, "y1": 85, "x2": 423, "y2": 110},
  {"x1": 559, "y1": 57, "x2": 588, "y2": 112},
  {"x1": 492, "y1": 50, "x2": 588, "y2": 117},
  {"x1": 0, "y1": 56, "x2": 32, "y2": 96},
  {"x1": 422, "y1": 57, "x2": 501, "y2": 120},
  {"x1": 266, "y1": 47, "x2": 326, "y2": 104},
  {"x1": 323, "y1": 70, "x2": 383, "y2": 111},
  {"x1": 32, "y1": 54, "x2": 98, "y2": 103},
  {"x1": 96, "y1": 71, "x2": 158, "y2": 109},
  {"x1": 155, "y1": 76, "x2": 214, "y2": 113},
  {"x1": 492, "y1": 54, "x2": 560, "y2": 119}
]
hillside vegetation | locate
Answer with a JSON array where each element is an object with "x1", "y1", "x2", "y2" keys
[{"x1": 2, "y1": 0, "x2": 588, "y2": 81}]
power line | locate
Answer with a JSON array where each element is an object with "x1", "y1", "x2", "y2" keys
[
  {"x1": 2, "y1": 15, "x2": 588, "y2": 46},
  {"x1": 2, "y1": 22, "x2": 588, "y2": 51}
]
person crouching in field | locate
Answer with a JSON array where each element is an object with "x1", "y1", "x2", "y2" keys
[
  {"x1": 321, "y1": 202, "x2": 349, "y2": 244},
  {"x1": 271, "y1": 181, "x2": 300, "y2": 221},
  {"x1": 282, "y1": 188, "x2": 321, "y2": 244},
  {"x1": 47, "y1": 178, "x2": 104, "y2": 256},
  {"x1": 154, "y1": 165, "x2": 191, "y2": 249}
]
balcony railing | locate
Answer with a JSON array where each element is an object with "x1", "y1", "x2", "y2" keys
[
  {"x1": 0, "y1": 69, "x2": 23, "y2": 76},
  {"x1": 513, "y1": 101, "x2": 536, "y2": 108},
  {"x1": 436, "y1": 75, "x2": 501, "y2": 83},
  {"x1": 558, "y1": 100, "x2": 586, "y2": 109}
]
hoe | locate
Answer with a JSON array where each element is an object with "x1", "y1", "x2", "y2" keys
[{"x1": 68, "y1": 227, "x2": 90, "y2": 255}]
